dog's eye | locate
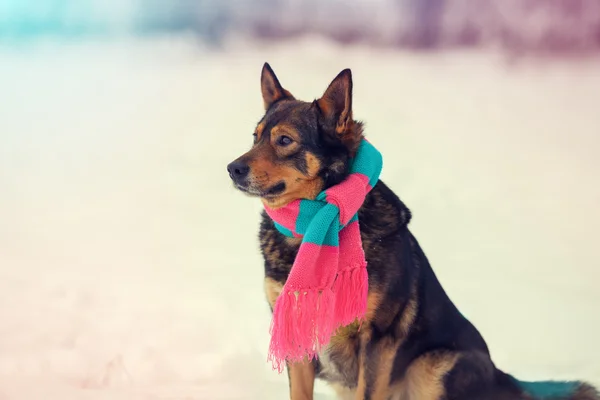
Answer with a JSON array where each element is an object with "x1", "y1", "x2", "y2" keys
[
  {"x1": 277, "y1": 136, "x2": 293, "y2": 146},
  {"x1": 252, "y1": 133, "x2": 257, "y2": 142}
]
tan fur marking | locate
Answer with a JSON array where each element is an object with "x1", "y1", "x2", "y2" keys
[
  {"x1": 354, "y1": 330, "x2": 371, "y2": 400},
  {"x1": 255, "y1": 122, "x2": 266, "y2": 140},
  {"x1": 404, "y1": 352, "x2": 460, "y2": 400},
  {"x1": 365, "y1": 291, "x2": 383, "y2": 322},
  {"x1": 305, "y1": 152, "x2": 321, "y2": 178},
  {"x1": 398, "y1": 292, "x2": 418, "y2": 338},
  {"x1": 285, "y1": 236, "x2": 302, "y2": 246},
  {"x1": 262, "y1": 197, "x2": 285, "y2": 209},
  {"x1": 286, "y1": 177, "x2": 322, "y2": 201},
  {"x1": 288, "y1": 358, "x2": 315, "y2": 400},
  {"x1": 370, "y1": 339, "x2": 401, "y2": 400},
  {"x1": 317, "y1": 97, "x2": 333, "y2": 117},
  {"x1": 331, "y1": 323, "x2": 359, "y2": 343},
  {"x1": 248, "y1": 157, "x2": 275, "y2": 177},
  {"x1": 262, "y1": 175, "x2": 323, "y2": 209},
  {"x1": 271, "y1": 123, "x2": 301, "y2": 143},
  {"x1": 335, "y1": 119, "x2": 351, "y2": 135},
  {"x1": 264, "y1": 277, "x2": 283, "y2": 309},
  {"x1": 247, "y1": 157, "x2": 280, "y2": 190}
]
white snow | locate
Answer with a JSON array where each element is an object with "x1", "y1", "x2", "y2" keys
[{"x1": 0, "y1": 36, "x2": 599, "y2": 399}]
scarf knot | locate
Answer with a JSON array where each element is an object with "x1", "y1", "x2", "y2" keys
[{"x1": 263, "y1": 139, "x2": 382, "y2": 372}]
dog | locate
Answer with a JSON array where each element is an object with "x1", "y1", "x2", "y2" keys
[{"x1": 227, "y1": 63, "x2": 599, "y2": 400}]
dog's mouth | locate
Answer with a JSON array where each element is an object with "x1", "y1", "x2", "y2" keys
[{"x1": 234, "y1": 181, "x2": 286, "y2": 199}]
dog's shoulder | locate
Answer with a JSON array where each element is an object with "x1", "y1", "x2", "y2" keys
[{"x1": 358, "y1": 180, "x2": 412, "y2": 236}]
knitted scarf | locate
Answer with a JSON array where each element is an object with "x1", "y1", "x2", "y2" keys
[{"x1": 263, "y1": 138, "x2": 383, "y2": 372}]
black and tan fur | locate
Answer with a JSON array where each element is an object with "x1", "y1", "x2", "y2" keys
[{"x1": 227, "y1": 64, "x2": 599, "y2": 400}]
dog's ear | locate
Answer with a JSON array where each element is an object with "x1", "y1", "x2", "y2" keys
[
  {"x1": 317, "y1": 69, "x2": 353, "y2": 135},
  {"x1": 261, "y1": 63, "x2": 294, "y2": 110}
]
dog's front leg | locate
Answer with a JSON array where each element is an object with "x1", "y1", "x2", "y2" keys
[
  {"x1": 264, "y1": 278, "x2": 315, "y2": 398},
  {"x1": 287, "y1": 358, "x2": 315, "y2": 400}
]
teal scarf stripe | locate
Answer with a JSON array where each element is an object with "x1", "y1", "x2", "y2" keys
[
  {"x1": 301, "y1": 203, "x2": 340, "y2": 246},
  {"x1": 351, "y1": 139, "x2": 382, "y2": 188},
  {"x1": 296, "y1": 200, "x2": 322, "y2": 236},
  {"x1": 514, "y1": 378, "x2": 580, "y2": 398},
  {"x1": 273, "y1": 221, "x2": 294, "y2": 237}
]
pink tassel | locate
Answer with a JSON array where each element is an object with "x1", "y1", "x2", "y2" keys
[
  {"x1": 314, "y1": 288, "x2": 335, "y2": 351},
  {"x1": 333, "y1": 263, "x2": 369, "y2": 327},
  {"x1": 267, "y1": 287, "x2": 335, "y2": 372}
]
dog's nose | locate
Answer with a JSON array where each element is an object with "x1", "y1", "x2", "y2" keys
[{"x1": 227, "y1": 161, "x2": 250, "y2": 181}]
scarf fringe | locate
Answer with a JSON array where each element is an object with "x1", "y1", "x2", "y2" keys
[
  {"x1": 267, "y1": 287, "x2": 335, "y2": 373},
  {"x1": 334, "y1": 263, "x2": 369, "y2": 327}
]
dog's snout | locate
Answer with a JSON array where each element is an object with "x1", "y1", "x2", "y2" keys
[{"x1": 227, "y1": 160, "x2": 250, "y2": 181}]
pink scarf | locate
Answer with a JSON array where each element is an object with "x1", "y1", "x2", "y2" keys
[{"x1": 263, "y1": 138, "x2": 383, "y2": 372}]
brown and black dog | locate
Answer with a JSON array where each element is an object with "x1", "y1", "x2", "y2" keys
[{"x1": 227, "y1": 64, "x2": 599, "y2": 400}]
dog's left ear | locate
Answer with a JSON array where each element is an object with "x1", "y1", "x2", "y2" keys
[{"x1": 317, "y1": 69, "x2": 353, "y2": 134}]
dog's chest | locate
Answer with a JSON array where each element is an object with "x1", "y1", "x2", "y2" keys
[
  {"x1": 315, "y1": 323, "x2": 361, "y2": 387},
  {"x1": 264, "y1": 277, "x2": 360, "y2": 387}
]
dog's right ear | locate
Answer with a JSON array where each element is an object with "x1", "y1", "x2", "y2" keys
[
  {"x1": 317, "y1": 69, "x2": 353, "y2": 134},
  {"x1": 261, "y1": 63, "x2": 294, "y2": 110}
]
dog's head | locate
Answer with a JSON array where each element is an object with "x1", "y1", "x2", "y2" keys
[{"x1": 227, "y1": 63, "x2": 364, "y2": 208}]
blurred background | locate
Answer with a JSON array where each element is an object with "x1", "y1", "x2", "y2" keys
[
  {"x1": 2, "y1": 0, "x2": 600, "y2": 53},
  {"x1": 0, "y1": 1, "x2": 599, "y2": 399}
]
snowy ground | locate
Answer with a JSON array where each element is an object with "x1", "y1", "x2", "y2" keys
[{"x1": 0, "y1": 36, "x2": 599, "y2": 399}]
